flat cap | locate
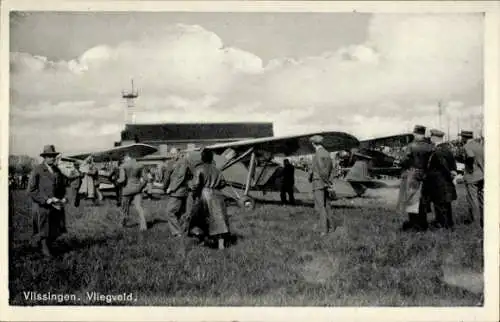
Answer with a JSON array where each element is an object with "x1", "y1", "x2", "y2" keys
[
  {"x1": 459, "y1": 130, "x2": 473, "y2": 138},
  {"x1": 413, "y1": 125, "x2": 426, "y2": 135},
  {"x1": 430, "y1": 129, "x2": 445, "y2": 138},
  {"x1": 309, "y1": 135, "x2": 324, "y2": 144}
]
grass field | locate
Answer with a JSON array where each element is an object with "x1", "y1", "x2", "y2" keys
[{"x1": 8, "y1": 183, "x2": 483, "y2": 306}]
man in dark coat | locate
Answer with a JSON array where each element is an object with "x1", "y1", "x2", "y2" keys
[
  {"x1": 27, "y1": 145, "x2": 68, "y2": 257},
  {"x1": 280, "y1": 159, "x2": 296, "y2": 205},
  {"x1": 309, "y1": 135, "x2": 337, "y2": 235},
  {"x1": 117, "y1": 154, "x2": 148, "y2": 231},
  {"x1": 163, "y1": 150, "x2": 193, "y2": 237},
  {"x1": 396, "y1": 125, "x2": 434, "y2": 232},
  {"x1": 425, "y1": 129, "x2": 458, "y2": 229}
]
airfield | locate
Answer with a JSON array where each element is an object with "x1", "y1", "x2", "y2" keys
[{"x1": 9, "y1": 181, "x2": 483, "y2": 306}]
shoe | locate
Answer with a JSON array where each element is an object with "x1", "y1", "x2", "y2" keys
[
  {"x1": 218, "y1": 238, "x2": 225, "y2": 250},
  {"x1": 40, "y1": 240, "x2": 53, "y2": 258}
]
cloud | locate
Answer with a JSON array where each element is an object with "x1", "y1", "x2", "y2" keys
[{"x1": 10, "y1": 14, "x2": 484, "y2": 156}]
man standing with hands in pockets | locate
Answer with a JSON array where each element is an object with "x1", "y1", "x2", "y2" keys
[{"x1": 309, "y1": 135, "x2": 338, "y2": 236}]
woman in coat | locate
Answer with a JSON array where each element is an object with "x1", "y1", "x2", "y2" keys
[
  {"x1": 78, "y1": 156, "x2": 99, "y2": 204},
  {"x1": 190, "y1": 149, "x2": 230, "y2": 249}
]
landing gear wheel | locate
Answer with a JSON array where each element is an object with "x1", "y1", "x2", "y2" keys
[{"x1": 239, "y1": 196, "x2": 255, "y2": 211}]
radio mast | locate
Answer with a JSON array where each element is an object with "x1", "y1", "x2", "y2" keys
[
  {"x1": 122, "y1": 79, "x2": 139, "y2": 124},
  {"x1": 437, "y1": 100, "x2": 443, "y2": 129}
]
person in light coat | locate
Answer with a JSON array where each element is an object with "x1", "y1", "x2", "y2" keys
[
  {"x1": 457, "y1": 130, "x2": 484, "y2": 227},
  {"x1": 308, "y1": 135, "x2": 338, "y2": 235}
]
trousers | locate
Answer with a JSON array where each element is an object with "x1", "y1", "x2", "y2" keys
[
  {"x1": 313, "y1": 188, "x2": 337, "y2": 233},
  {"x1": 433, "y1": 202, "x2": 454, "y2": 229},
  {"x1": 165, "y1": 196, "x2": 188, "y2": 236},
  {"x1": 280, "y1": 185, "x2": 295, "y2": 204},
  {"x1": 465, "y1": 180, "x2": 484, "y2": 226},
  {"x1": 120, "y1": 193, "x2": 146, "y2": 230}
]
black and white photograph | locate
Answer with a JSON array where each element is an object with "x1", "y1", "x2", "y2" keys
[{"x1": 2, "y1": 1, "x2": 499, "y2": 321}]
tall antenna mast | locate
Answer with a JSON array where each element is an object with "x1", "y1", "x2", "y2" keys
[
  {"x1": 122, "y1": 79, "x2": 139, "y2": 124},
  {"x1": 437, "y1": 100, "x2": 443, "y2": 129}
]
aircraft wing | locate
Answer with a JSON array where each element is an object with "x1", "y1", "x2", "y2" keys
[
  {"x1": 67, "y1": 143, "x2": 158, "y2": 163},
  {"x1": 205, "y1": 131, "x2": 359, "y2": 157}
]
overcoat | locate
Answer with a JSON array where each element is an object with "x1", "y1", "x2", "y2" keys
[
  {"x1": 396, "y1": 139, "x2": 434, "y2": 214},
  {"x1": 423, "y1": 142, "x2": 458, "y2": 203},
  {"x1": 27, "y1": 163, "x2": 67, "y2": 241},
  {"x1": 191, "y1": 163, "x2": 230, "y2": 236},
  {"x1": 78, "y1": 162, "x2": 98, "y2": 198}
]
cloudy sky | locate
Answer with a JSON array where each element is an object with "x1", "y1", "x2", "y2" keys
[{"x1": 10, "y1": 12, "x2": 484, "y2": 157}]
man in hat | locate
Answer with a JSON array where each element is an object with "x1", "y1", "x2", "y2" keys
[
  {"x1": 117, "y1": 154, "x2": 148, "y2": 231},
  {"x1": 309, "y1": 135, "x2": 338, "y2": 235},
  {"x1": 424, "y1": 129, "x2": 458, "y2": 229},
  {"x1": 396, "y1": 125, "x2": 434, "y2": 232},
  {"x1": 162, "y1": 148, "x2": 193, "y2": 237},
  {"x1": 27, "y1": 145, "x2": 68, "y2": 257},
  {"x1": 458, "y1": 130, "x2": 484, "y2": 226}
]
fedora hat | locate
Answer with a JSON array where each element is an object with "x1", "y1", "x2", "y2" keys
[
  {"x1": 413, "y1": 125, "x2": 426, "y2": 135},
  {"x1": 40, "y1": 145, "x2": 60, "y2": 157}
]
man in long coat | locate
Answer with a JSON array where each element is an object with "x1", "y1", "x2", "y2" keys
[
  {"x1": 163, "y1": 150, "x2": 193, "y2": 237},
  {"x1": 27, "y1": 145, "x2": 68, "y2": 257},
  {"x1": 458, "y1": 130, "x2": 484, "y2": 227},
  {"x1": 117, "y1": 154, "x2": 148, "y2": 231},
  {"x1": 280, "y1": 159, "x2": 296, "y2": 205},
  {"x1": 424, "y1": 129, "x2": 458, "y2": 229},
  {"x1": 309, "y1": 135, "x2": 337, "y2": 235},
  {"x1": 396, "y1": 125, "x2": 434, "y2": 232}
]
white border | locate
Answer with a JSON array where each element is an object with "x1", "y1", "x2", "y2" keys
[{"x1": 1, "y1": 1, "x2": 499, "y2": 321}]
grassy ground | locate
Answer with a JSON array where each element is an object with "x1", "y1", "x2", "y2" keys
[{"x1": 9, "y1": 184, "x2": 483, "y2": 306}]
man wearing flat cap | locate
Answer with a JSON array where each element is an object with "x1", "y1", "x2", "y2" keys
[
  {"x1": 396, "y1": 125, "x2": 434, "y2": 232},
  {"x1": 424, "y1": 129, "x2": 458, "y2": 229},
  {"x1": 27, "y1": 145, "x2": 68, "y2": 257},
  {"x1": 309, "y1": 134, "x2": 338, "y2": 235},
  {"x1": 458, "y1": 130, "x2": 484, "y2": 227}
]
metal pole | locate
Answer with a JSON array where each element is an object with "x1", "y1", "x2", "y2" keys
[
  {"x1": 244, "y1": 151, "x2": 256, "y2": 196},
  {"x1": 438, "y1": 101, "x2": 442, "y2": 129}
]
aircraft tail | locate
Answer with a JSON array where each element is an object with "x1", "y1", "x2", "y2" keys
[
  {"x1": 344, "y1": 160, "x2": 388, "y2": 190},
  {"x1": 344, "y1": 160, "x2": 370, "y2": 181}
]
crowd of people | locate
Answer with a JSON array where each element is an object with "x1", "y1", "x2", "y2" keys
[
  {"x1": 23, "y1": 126, "x2": 484, "y2": 258},
  {"x1": 396, "y1": 126, "x2": 484, "y2": 231},
  {"x1": 25, "y1": 145, "x2": 233, "y2": 257}
]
